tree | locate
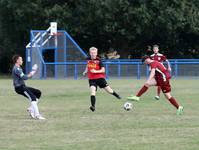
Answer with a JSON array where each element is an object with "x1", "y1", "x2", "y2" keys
[{"x1": 0, "y1": 0, "x2": 199, "y2": 74}]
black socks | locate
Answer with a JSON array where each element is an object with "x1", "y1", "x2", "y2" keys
[
  {"x1": 112, "y1": 91, "x2": 121, "y2": 99},
  {"x1": 91, "y1": 95, "x2": 96, "y2": 107},
  {"x1": 90, "y1": 95, "x2": 96, "y2": 112}
]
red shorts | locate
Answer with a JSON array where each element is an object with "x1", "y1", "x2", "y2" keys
[{"x1": 155, "y1": 76, "x2": 171, "y2": 93}]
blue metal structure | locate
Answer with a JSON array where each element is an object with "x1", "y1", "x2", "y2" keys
[
  {"x1": 26, "y1": 30, "x2": 87, "y2": 79},
  {"x1": 26, "y1": 30, "x2": 199, "y2": 80},
  {"x1": 40, "y1": 59, "x2": 199, "y2": 79}
]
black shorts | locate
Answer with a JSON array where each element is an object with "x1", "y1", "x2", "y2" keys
[
  {"x1": 89, "y1": 78, "x2": 108, "y2": 89},
  {"x1": 15, "y1": 85, "x2": 41, "y2": 101}
]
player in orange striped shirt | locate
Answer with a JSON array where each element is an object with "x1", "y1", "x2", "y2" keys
[{"x1": 83, "y1": 47, "x2": 121, "y2": 112}]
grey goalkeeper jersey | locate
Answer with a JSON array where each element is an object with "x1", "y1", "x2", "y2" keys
[{"x1": 12, "y1": 65, "x2": 28, "y2": 87}]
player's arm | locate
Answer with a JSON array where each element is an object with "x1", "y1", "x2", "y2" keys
[
  {"x1": 15, "y1": 64, "x2": 38, "y2": 80},
  {"x1": 83, "y1": 65, "x2": 88, "y2": 76},
  {"x1": 163, "y1": 55, "x2": 171, "y2": 72},
  {"x1": 90, "y1": 67, "x2": 105, "y2": 73},
  {"x1": 165, "y1": 59, "x2": 171, "y2": 72},
  {"x1": 147, "y1": 68, "x2": 155, "y2": 82},
  {"x1": 15, "y1": 68, "x2": 31, "y2": 80}
]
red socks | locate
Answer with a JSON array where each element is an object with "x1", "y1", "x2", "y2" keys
[
  {"x1": 168, "y1": 97, "x2": 179, "y2": 109},
  {"x1": 135, "y1": 85, "x2": 179, "y2": 109},
  {"x1": 136, "y1": 85, "x2": 148, "y2": 97}
]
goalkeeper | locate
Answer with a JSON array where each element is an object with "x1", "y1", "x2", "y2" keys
[{"x1": 12, "y1": 55, "x2": 45, "y2": 120}]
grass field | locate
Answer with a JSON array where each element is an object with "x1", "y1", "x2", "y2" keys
[{"x1": 0, "y1": 78, "x2": 199, "y2": 150}]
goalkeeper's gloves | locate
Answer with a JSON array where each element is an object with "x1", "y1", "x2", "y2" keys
[{"x1": 30, "y1": 64, "x2": 38, "y2": 76}]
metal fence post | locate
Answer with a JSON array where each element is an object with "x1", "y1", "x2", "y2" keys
[
  {"x1": 137, "y1": 63, "x2": 140, "y2": 79},
  {"x1": 174, "y1": 60, "x2": 178, "y2": 78},
  {"x1": 106, "y1": 64, "x2": 109, "y2": 79},
  {"x1": 118, "y1": 63, "x2": 121, "y2": 78},
  {"x1": 44, "y1": 64, "x2": 47, "y2": 79},
  {"x1": 146, "y1": 65, "x2": 149, "y2": 78},
  {"x1": 40, "y1": 61, "x2": 43, "y2": 79},
  {"x1": 54, "y1": 48, "x2": 58, "y2": 79},
  {"x1": 74, "y1": 64, "x2": 78, "y2": 80},
  {"x1": 64, "y1": 34, "x2": 67, "y2": 78}
]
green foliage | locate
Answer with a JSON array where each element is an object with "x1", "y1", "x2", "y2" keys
[{"x1": 0, "y1": 0, "x2": 199, "y2": 73}]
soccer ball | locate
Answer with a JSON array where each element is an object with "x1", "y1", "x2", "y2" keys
[{"x1": 123, "y1": 102, "x2": 133, "y2": 111}]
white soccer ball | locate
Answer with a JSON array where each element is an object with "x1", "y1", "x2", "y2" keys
[{"x1": 123, "y1": 102, "x2": 133, "y2": 111}]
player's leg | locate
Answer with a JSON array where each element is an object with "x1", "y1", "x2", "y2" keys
[
  {"x1": 104, "y1": 86, "x2": 121, "y2": 99},
  {"x1": 27, "y1": 87, "x2": 41, "y2": 103},
  {"x1": 22, "y1": 86, "x2": 45, "y2": 119},
  {"x1": 164, "y1": 92, "x2": 179, "y2": 108},
  {"x1": 97, "y1": 78, "x2": 121, "y2": 99},
  {"x1": 155, "y1": 86, "x2": 161, "y2": 100},
  {"x1": 27, "y1": 87, "x2": 41, "y2": 98},
  {"x1": 15, "y1": 86, "x2": 35, "y2": 118},
  {"x1": 127, "y1": 78, "x2": 157, "y2": 101},
  {"x1": 26, "y1": 87, "x2": 45, "y2": 118},
  {"x1": 90, "y1": 85, "x2": 96, "y2": 111},
  {"x1": 161, "y1": 80, "x2": 183, "y2": 115},
  {"x1": 163, "y1": 92, "x2": 183, "y2": 115}
]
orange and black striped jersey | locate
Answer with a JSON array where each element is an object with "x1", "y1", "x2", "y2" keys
[{"x1": 86, "y1": 57, "x2": 105, "y2": 79}]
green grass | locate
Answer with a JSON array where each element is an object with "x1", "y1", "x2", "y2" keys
[{"x1": 0, "y1": 78, "x2": 199, "y2": 150}]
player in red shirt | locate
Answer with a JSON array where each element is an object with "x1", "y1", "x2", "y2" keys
[
  {"x1": 83, "y1": 47, "x2": 121, "y2": 112},
  {"x1": 127, "y1": 56, "x2": 183, "y2": 115},
  {"x1": 150, "y1": 45, "x2": 171, "y2": 100}
]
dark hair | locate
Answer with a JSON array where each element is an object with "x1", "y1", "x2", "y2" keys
[
  {"x1": 153, "y1": 44, "x2": 159, "y2": 49},
  {"x1": 141, "y1": 55, "x2": 150, "y2": 62},
  {"x1": 12, "y1": 54, "x2": 21, "y2": 63}
]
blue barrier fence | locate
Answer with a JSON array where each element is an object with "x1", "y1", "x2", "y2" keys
[
  {"x1": 26, "y1": 29, "x2": 199, "y2": 80},
  {"x1": 41, "y1": 59, "x2": 199, "y2": 79}
]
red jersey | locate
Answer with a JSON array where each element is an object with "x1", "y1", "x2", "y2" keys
[
  {"x1": 150, "y1": 61, "x2": 170, "y2": 81},
  {"x1": 87, "y1": 57, "x2": 105, "y2": 79},
  {"x1": 150, "y1": 53, "x2": 167, "y2": 63}
]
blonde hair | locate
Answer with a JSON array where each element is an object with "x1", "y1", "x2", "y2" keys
[
  {"x1": 153, "y1": 44, "x2": 159, "y2": 49},
  {"x1": 89, "y1": 47, "x2": 98, "y2": 52}
]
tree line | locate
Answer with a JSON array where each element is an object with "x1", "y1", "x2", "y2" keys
[{"x1": 0, "y1": 0, "x2": 199, "y2": 73}]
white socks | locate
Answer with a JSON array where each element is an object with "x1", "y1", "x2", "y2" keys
[
  {"x1": 31, "y1": 101, "x2": 40, "y2": 117},
  {"x1": 36, "y1": 98, "x2": 39, "y2": 104}
]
